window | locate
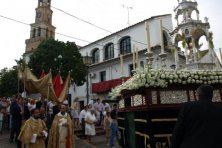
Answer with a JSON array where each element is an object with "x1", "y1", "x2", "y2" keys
[
  {"x1": 92, "y1": 48, "x2": 100, "y2": 64},
  {"x1": 129, "y1": 64, "x2": 134, "y2": 76},
  {"x1": 39, "y1": 0, "x2": 43, "y2": 6},
  {"x1": 120, "y1": 37, "x2": 131, "y2": 55},
  {"x1": 46, "y1": 28, "x2": 48, "y2": 38},
  {"x1": 38, "y1": 27, "x2": 41, "y2": 36},
  {"x1": 100, "y1": 71, "x2": 106, "y2": 82},
  {"x1": 104, "y1": 43, "x2": 114, "y2": 60},
  {"x1": 32, "y1": 29, "x2": 36, "y2": 38}
]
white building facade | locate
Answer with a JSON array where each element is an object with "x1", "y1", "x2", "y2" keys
[{"x1": 69, "y1": 14, "x2": 186, "y2": 105}]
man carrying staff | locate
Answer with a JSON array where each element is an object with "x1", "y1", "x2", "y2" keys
[
  {"x1": 48, "y1": 104, "x2": 75, "y2": 148},
  {"x1": 18, "y1": 108, "x2": 48, "y2": 148}
]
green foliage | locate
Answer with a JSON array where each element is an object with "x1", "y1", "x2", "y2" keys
[
  {"x1": 15, "y1": 58, "x2": 26, "y2": 71},
  {"x1": 209, "y1": 32, "x2": 214, "y2": 49},
  {"x1": 182, "y1": 40, "x2": 186, "y2": 48},
  {"x1": 170, "y1": 47, "x2": 176, "y2": 58},
  {"x1": 28, "y1": 39, "x2": 87, "y2": 86},
  {"x1": 181, "y1": 33, "x2": 186, "y2": 48},
  {"x1": 0, "y1": 67, "x2": 23, "y2": 97}
]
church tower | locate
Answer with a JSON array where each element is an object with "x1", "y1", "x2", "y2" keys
[
  {"x1": 171, "y1": 0, "x2": 218, "y2": 69},
  {"x1": 25, "y1": 0, "x2": 56, "y2": 54}
]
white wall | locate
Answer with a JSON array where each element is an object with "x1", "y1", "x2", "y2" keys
[{"x1": 73, "y1": 15, "x2": 173, "y2": 103}]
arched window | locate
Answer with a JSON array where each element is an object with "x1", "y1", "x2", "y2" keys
[
  {"x1": 39, "y1": 0, "x2": 43, "y2": 6},
  {"x1": 120, "y1": 37, "x2": 131, "y2": 55},
  {"x1": 38, "y1": 27, "x2": 41, "y2": 36},
  {"x1": 32, "y1": 29, "x2": 36, "y2": 38},
  {"x1": 104, "y1": 43, "x2": 114, "y2": 60},
  {"x1": 92, "y1": 48, "x2": 100, "y2": 64}
]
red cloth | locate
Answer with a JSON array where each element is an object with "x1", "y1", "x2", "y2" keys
[
  {"x1": 92, "y1": 77, "x2": 130, "y2": 93},
  {"x1": 52, "y1": 73, "x2": 63, "y2": 97},
  {"x1": 39, "y1": 71, "x2": 45, "y2": 78}
]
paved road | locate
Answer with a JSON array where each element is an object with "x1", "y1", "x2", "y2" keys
[
  {"x1": 0, "y1": 131, "x2": 120, "y2": 148},
  {"x1": 0, "y1": 132, "x2": 16, "y2": 148}
]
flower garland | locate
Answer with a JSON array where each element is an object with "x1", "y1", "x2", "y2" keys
[{"x1": 110, "y1": 66, "x2": 222, "y2": 99}]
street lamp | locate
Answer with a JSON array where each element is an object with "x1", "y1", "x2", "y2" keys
[
  {"x1": 83, "y1": 53, "x2": 92, "y2": 105},
  {"x1": 54, "y1": 55, "x2": 63, "y2": 71}
]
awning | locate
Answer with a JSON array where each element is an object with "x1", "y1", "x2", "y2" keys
[{"x1": 92, "y1": 77, "x2": 130, "y2": 93}]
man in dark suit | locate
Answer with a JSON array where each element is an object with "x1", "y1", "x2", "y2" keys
[
  {"x1": 10, "y1": 97, "x2": 23, "y2": 148},
  {"x1": 171, "y1": 84, "x2": 222, "y2": 148},
  {"x1": 36, "y1": 96, "x2": 47, "y2": 110}
]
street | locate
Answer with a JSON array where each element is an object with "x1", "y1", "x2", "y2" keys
[{"x1": 0, "y1": 131, "x2": 120, "y2": 148}]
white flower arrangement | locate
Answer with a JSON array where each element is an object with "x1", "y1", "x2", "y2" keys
[{"x1": 110, "y1": 65, "x2": 222, "y2": 100}]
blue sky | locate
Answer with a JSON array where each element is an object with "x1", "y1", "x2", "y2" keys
[{"x1": 0, "y1": 0, "x2": 221, "y2": 69}]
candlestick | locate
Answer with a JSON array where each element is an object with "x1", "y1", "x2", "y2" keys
[
  {"x1": 133, "y1": 45, "x2": 135, "y2": 70},
  {"x1": 145, "y1": 21, "x2": 151, "y2": 52},
  {"x1": 136, "y1": 48, "x2": 139, "y2": 68},
  {"x1": 160, "y1": 19, "x2": 164, "y2": 54},
  {"x1": 120, "y1": 55, "x2": 123, "y2": 77}
]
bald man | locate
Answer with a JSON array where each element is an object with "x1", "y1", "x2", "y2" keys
[
  {"x1": 48, "y1": 104, "x2": 75, "y2": 148},
  {"x1": 171, "y1": 84, "x2": 222, "y2": 148}
]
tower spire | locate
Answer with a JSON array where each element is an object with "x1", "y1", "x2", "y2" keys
[
  {"x1": 24, "y1": 0, "x2": 56, "y2": 62},
  {"x1": 171, "y1": 0, "x2": 215, "y2": 69}
]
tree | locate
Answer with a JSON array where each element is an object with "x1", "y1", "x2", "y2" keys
[
  {"x1": 28, "y1": 39, "x2": 87, "y2": 86},
  {"x1": 0, "y1": 67, "x2": 23, "y2": 97}
]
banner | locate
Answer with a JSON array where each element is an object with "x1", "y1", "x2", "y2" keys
[
  {"x1": 57, "y1": 72, "x2": 70, "y2": 103},
  {"x1": 40, "y1": 70, "x2": 46, "y2": 78},
  {"x1": 53, "y1": 73, "x2": 63, "y2": 97}
]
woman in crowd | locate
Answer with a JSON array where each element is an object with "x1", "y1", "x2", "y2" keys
[
  {"x1": 0, "y1": 107, "x2": 4, "y2": 134},
  {"x1": 71, "y1": 97, "x2": 80, "y2": 128},
  {"x1": 104, "y1": 112, "x2": 111, "y2": 146},
  {"x1": 85, "y1": 109, "x2": 97, "y2": 143},
  {"x1": 27, "y1": 99, "x2": 36, "y2": 111}
]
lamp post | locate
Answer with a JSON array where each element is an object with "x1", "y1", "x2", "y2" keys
[
  {"x1": 83, "y1": 53, "x2": 92, "y2": 105},
  {"x1": 54, "y1": 54, "x2": 63, "y2": 71}
]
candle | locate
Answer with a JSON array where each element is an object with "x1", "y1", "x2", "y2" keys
[
  {"x1": 160, "y1": 19, "x2": 164, "y2": 54},
  {"x1": 120, "y1": 55, "x2": 123, "y2": 77},
  {"x1": 145, "y1": 21, "x2": 151, "y2": 52},
  {"x1": 136, "y1": 48, "x2": 139, "y2": 68},
  {"x1": 133, "y1": 45, "x2": 135, "y2": 70}
]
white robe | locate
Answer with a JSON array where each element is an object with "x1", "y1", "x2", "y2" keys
[
  {"x1": 58, "y1": 113, "x2": 68, "y2": 148},
  {"x1": 85, "y1": 113, "x2": 97, "y2": 135}
]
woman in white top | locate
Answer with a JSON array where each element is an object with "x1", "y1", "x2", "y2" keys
[
  {"x1": 85, "y1": 109, "x2": 97, "y2": 143},
  {"x1": 27, "y1": 99, "x2": 36, "y2": 111}
]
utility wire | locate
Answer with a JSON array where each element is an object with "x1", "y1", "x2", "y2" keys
[
  {"x1": 0, "y1": 13, "x2": 156, "y2": 58},
  {"x1": 0, "y1": 14, "x2": 121, "y2": 51},
  {"x1": 45, "y1": 1, "x2": 148, "y2": 46},
  {"x1": 0, "y1": 14, "x2": 91, "y2": 44},
  {"x1": 0, "y1": 14, "x2": 29, "y2": 26}
]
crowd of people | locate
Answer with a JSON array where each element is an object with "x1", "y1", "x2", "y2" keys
[
  {"x1": 73, "y1": 98, "x2": 118, "y2": 147},
  {"x1": 2, "y1": 84, "x2": 222, "y2": 148},
  {"x1": 0, "y1": 95, "x2": 118, "y2": 148}
]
